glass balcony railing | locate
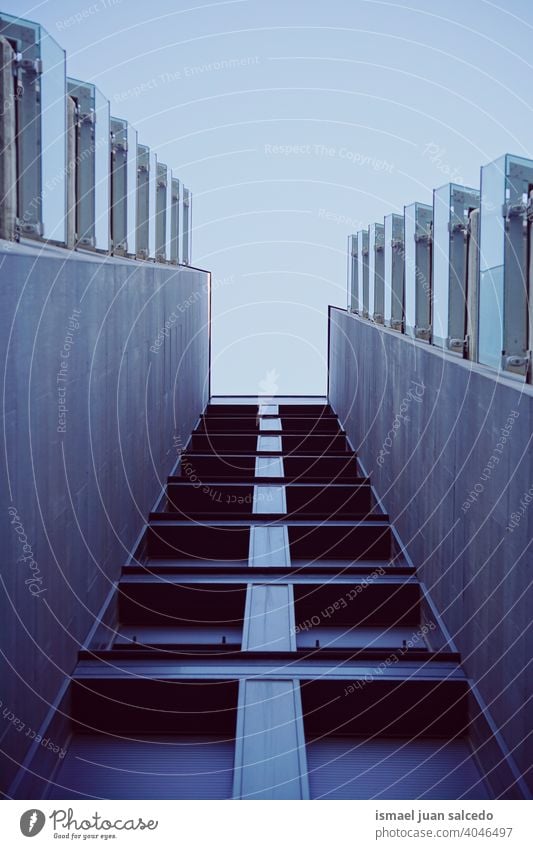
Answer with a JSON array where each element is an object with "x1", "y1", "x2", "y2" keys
[
  {"x1": 346, "y1": 153, "x2": 533, "y2": 383},
  {"x1": 0, "y1": 12, "x2": 193, "y2": 264}
]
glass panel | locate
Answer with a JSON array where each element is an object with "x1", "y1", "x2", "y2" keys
[
  {"x1": 404, "y1": 204, "x2": 416, "y2": 332},
  {"x1": 374, "y1": 223, "x2": 385, "y2": 321},
  {"x1": 357, "y1": 231, "x2": 364, "y2": 310},
  {"x1": 478, "y1": 156, "x2": 506, "y2": 368},
  {"x1": 368, "y1": 223, "x2": 377, "y2": 319},
  {"x1": 417, "y1": 204, "x2": 432, "y2": 335},
  {"x1": 110, "y1": 117, "x2": 127, "y2": 250},
  {"x1": 136, "y1": 144, "x2": 149, "y2": 257},
  {"x1": 156, "y1": 162, "x2": 167, "y2": 260},
  {"x1": 67, "y1": 79, "x2": 95, "y2": 246},
  {"x1": 94, "y1": 86, "x2": 110, "y2": 250},
  {"x1": 385, "y1": 214, "x2": 404, "y2": 327},
  {"x1": 182, "y1": 187, "x2": 191, "y2": 264},
  {"x1": 357, "y1": 229, "x2": 369, "y2": 316},
  {"x1": 165, "y1": 167, "x2": 172, "y2": 260},
  {"x1": 503, "y1": 155, "x2": 533, "y2": 369},
  {"x1": 148, "y1": 151, "x2": 157, "y2": 258},
  {"x1": 188, "y1": 193, "x2": 192, "y2": 263},
  {"x1": 448, "y1": 184, "x2": 480, "y2": 348},
  {"x1": 126, "y1": 123, "x2": 137, "y2": 254},
  {"x1": 349, "y1": 234, "x2": 358, "y2": 311},
  {"x1": 39, "y1": 28, "x2": 66, "y2": 243},
  {"x1": 384, "y1": 215, "x2": 393, "y2": 323},
  {"x1": 171, "y1": 177, "x2": 180, "y2": 264},
  {"x1": 432, "y1": 184, "x2": 451, "y2": 345}
]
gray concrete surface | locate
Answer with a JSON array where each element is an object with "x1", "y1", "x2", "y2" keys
[
  {"x1": 0, "y1": 243, "x2": 210, "y2": 793},
  {"x1": 328, "y1": 307, "x2": 532, "y2": 793}
]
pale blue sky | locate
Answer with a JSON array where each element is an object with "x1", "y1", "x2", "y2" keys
[{"x1": 8, "y1": 0, "x2": 533, "y2": 393}]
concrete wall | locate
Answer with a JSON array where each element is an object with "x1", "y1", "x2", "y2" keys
[
  {"x1": 0, "y1": 243, "x2": 210, "y2": 793},
  {"x1": 328, "y1": 308, "x2": 532, "y2": 793}
]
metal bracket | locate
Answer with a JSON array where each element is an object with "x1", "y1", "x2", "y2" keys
[
  {"x1": 16, "y1": 220, "x2": 42, "y2": 237},
  {"x1": 14, "y1": 56, "x2": 42, "y2": 75},
  {"x1": 449, "y1": 221, "x2": 468, "y2": 240},
  {"x1": 447, "y1": 337, "x2": 466, "y2": 353},
  {"x1": 414, "y1": 233, "x2": 432, "y2": 245},
  {"x1": 415, "y1": 326, "x2": 432, "y2": 341},
  {"x1": 391, "y1": 239, "x2": 404, "y2": 250},
  {"x1": 78, "y1": 235, "x2": 96, "y2": 248},
  {"x1": 503, "y1": 353, "x2": 529, "y2": 371},
  {"x1": 502, "y1": 201, "x2": 526, "y2": 220}
]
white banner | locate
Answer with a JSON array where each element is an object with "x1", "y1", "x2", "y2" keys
[{"x1": 1, "y1": 800, "x2": 531, "y2": 848}]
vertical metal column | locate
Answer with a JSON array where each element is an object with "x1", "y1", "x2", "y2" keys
[
  {"x1": 233, "y1": 679, "x2": 309, "y2": 799},
  {"x1": 234, "y1": 403, "x2": 308, "y2": 799}
]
